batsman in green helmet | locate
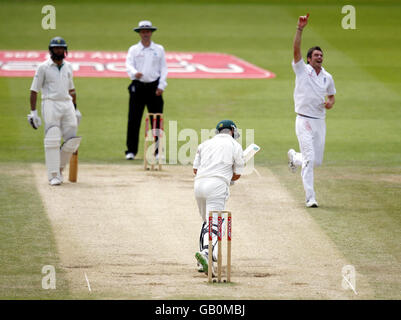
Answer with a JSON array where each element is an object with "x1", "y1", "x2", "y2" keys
[{"x1": 193, "y1": 120, "x2": 244, "y2": 276}]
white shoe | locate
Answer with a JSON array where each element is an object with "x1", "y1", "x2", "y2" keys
[
  {"x1": 125, "y1": 152, "x2": 135, "y2": 160},
  {"x1": 155, "y1": 153, "x2": 165, "y2": 161},
  {"x1": 306, "y1": 199, "x2": 318, "y2": 208},
  {"x1": 49, "y1": 177, "x2": 62, "y2": 186},
  {"x1": 287, "y1": 149, "x2": 297, "y2": 173}
]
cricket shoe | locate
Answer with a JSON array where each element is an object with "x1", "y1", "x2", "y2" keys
[
  {"x1": 287, "y1": 149, "x2": 297, "y2": 173},
  {"x1": 195, "y1": 251, "x2": 215, "y2": 277},
  {"x1": 49, "y1": 177, "x2": 62, "y2": 186},
  {"x1": 125, "y1": 152, "x2": 135, "y2": 160},
  {"x1": 306, "y1": 199, "x2": 319, "y2": 208},
  {"x1": 155, "y1": 154, "x2": 165, "y2": 161},
  {"x1": 197, "y1": 262, "x2": 204, "y2": 273}
]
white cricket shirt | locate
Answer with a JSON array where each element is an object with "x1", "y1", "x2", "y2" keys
[
  {"x1": 126, "y1": 41, "x2": 168, "y2": 90},
  {"x1": 292, "y1": 59, "x2": 336, "y2": 119},
  {"x1": 193, "y1": 134, "x2": 245, "y2": 186},
  {"x1": 30, "y1": 59, "x2": 75, "y2": 101}
]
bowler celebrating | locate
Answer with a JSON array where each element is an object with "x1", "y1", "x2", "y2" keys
[{"x1": 287, "y1": 14, "x2": 336, "y2": 208}]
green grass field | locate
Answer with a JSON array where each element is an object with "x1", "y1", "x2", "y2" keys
[{"x1": 0, "y1": 0, "x2": 400, "y2": 299}]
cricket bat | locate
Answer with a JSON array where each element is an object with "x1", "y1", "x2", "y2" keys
[
  {"x1": 69, "y1": 150, "x2": 79, "y2": 182},
  {"x1": 243, "y1": 143, "x2": 261, "y2": 163}
]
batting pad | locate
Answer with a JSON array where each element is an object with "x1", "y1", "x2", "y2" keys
[
  {"x1": 60, "y1": 136, "x2": 82, "y2": 170},
  {"x1": 44, "y1": 126, "x2": 61, "y2": 180}
]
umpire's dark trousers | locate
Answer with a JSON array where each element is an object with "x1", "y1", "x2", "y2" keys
[{"x1": 126, "y1": 78, "x2": 163, "y2": 155}]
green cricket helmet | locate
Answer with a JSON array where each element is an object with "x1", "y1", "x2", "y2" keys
[
  {"x1": 49, "y1": 37, "x2": 68, "y2": 49},
  {"x1": 48, "y1": 37, "x2": 68, "y2": 59},
  {"x1": 215, "y1": 119, "x2": 240, "y2": 139}
]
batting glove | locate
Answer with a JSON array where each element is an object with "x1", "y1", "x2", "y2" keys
[
  {"x1": 75, "y1": 109, "x2": 82, "y2": 125},
  {"x1": 27, "y1": 110, "x2": 42, "y2": 129}
]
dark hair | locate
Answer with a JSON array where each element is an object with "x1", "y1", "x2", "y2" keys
[{"x1": 306, "y1": 46, "x2": 323, "y2": 64}]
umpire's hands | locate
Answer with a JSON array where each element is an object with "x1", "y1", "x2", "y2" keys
[{"x1": 156, "y1": 88, "x2": 163, "y2": 96}]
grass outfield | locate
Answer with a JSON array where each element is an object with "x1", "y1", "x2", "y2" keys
[
  {"x1": 0, "y1": 0, "x2": 400, "y2": 299},
  {"x1": 0, "y1": 164, "x2": 70, "y2": 299}
]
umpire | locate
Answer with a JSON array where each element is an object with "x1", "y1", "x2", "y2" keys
[{"x1": 125, "y1": 20, "x2": 168, "y2": 160}]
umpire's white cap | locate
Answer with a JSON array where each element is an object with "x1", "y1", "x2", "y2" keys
[{"x1": 134, "y1": 20, "x2": 157, "y2": 32}]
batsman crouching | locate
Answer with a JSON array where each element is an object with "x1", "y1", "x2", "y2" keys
[
  {"x1": 193, "y1": 120, "x2": 244, "y2": 276},
  {"x1": 28, "y1": 37, "x2": 82, "y2": 186}
]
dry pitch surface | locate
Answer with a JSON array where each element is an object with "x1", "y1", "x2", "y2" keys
[{"x1": 32, "y1": 164, "x2": 373, "y2": 299}]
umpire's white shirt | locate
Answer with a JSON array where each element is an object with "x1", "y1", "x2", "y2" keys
[
  {"x1": 30, "y1": 59, "x2": 75, "y2": 101},
  {"x1": 292, "y1": 59, "x2": 336, "y2": 119},
  {"x1": 193, "y1": 134, "x2": 245, "y2": 186},
  {"x1": 126, "y1": 41, "x2": 168, "y2": 90}
]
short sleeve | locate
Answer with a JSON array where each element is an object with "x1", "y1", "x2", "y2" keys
[
  {"x1": 193, "y1": 145, "x2": 201, "y2": 169},
  {"x1": 327, "y1": 75, "x2": 336, "y2": 95},
  {"x1": 30, "y1": 64, "x2": 45, "y2": 92},
  {"x1": 232, "y1": 142, "x2": 245, "y2": 175},
  {"x1": 68, "y1": 64, "x2": 75, "y2": 90},
  {"x1": 292, "y1": 59, "x2": 307, "y2": 76}
]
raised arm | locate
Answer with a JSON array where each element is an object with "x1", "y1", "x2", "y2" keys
[{"x1": 293, "y1": 13, "x2": 309, "y2": 63}]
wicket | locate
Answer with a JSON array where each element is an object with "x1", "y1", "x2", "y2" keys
[
  {"x1": 208, "y1": 210, "x2": 232, "y2": 283},
  {"x1": 144, "y1": 113, "x2": 164, "y2": 171}
]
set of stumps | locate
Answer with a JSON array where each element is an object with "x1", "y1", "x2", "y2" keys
[{"x1": 208, "y1": 210, "x2": 232, "y2": 284}]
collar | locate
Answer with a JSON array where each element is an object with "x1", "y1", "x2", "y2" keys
[
  {"x1": 46, "y1": 58, "x2": 56, "y2": 66},
  {"x1": 215, "y1": 133, "x2": 233, "y2": 139},
  {"x1": 306, "y1": 63, "x2": 325, "y2": 76},
  {"x1": 138, "y1": 41, "x2": 154, "y2": 50},
  {"x1": 48, "y1": 58, "x2": 64, "y2": 68}
]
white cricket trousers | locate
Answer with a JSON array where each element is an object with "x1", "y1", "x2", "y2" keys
[
  {"x1": 295, "y1": 115, "x2": 326, "y2": 201},
  {"x1": 42, "y1": 99, "x2": 77, "y2": 180},
  {"x1": 194, "y1": 177, "x2": 229, "y2": 261},
  {"x1": 194, "y1": 177, "x2": 229, "y2": 224},
  {"x1": 42, "y1": 99, "x2": 77, "y2": 138}
]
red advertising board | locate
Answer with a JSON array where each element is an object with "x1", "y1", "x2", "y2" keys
[{"x1": 0, "y1": 50, "x2": 275, "y2": 79}]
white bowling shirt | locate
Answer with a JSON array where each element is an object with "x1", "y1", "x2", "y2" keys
[
  {"x1": 30, "y1": 59, "x2": 75, "y2": 101},
  {"x1": 193, "y1": 134, "x2": 245, "y2": 186},
  {"x1": 292, "y1": 59, "x2": 336, "y2": 119},
  {"x1": 126, "y1": 41, "x2": 168, "y2": 90}
]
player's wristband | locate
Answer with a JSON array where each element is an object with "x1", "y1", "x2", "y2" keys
[{"x1": 297, "y1": 27, "x2": 303, "y2": 31}]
